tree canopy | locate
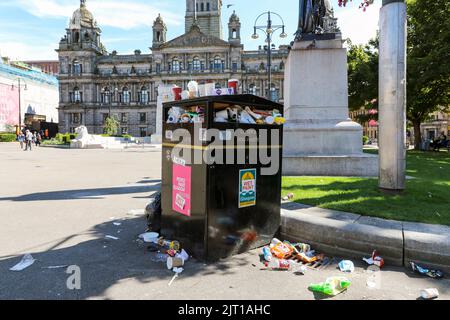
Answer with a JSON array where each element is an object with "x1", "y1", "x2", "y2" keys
[{"x1": 406, "y1": 0, "x2": 450, "y2": 147}]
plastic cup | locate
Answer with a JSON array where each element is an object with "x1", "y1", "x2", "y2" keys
[
  {"x1": 172, "y1": 87, "x2": 182, "y2": 101},
  {"x1": 167, "y1": 256, "x2": 185, "y2": 270},
  {"x1": 228, "y1": 79, "x2": 239, "y2": 94}
]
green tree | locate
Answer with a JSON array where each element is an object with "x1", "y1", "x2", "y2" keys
[
  {"x1": 347, "y1": 37, "x2": 379, "y2": 113},
  {"x1": 407, "y1": 0, "x2": 450, "y2": 149},
  {"x1": 104, "y1": 116, "x2": 119, "y2": 136}
]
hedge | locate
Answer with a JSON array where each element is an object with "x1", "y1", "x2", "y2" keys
[{"x1": 0, "y1": 133, "x2": 17, "y2": 142}]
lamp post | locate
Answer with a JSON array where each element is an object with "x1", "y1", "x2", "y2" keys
[
  {"x1": 12, "y1": 78, "x2": 27, "y2": 132},
  {"x1": 251, "y1": 11, "x2": 287, "y2": 101}
]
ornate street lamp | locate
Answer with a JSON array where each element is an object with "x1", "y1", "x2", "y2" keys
[{"x1": 252, "y1": 11, "x2": 287, "y2": 101}]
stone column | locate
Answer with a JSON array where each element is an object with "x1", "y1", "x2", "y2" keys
[{"x1": 378, "y1": 0, "x2": 407, "y2": 191}]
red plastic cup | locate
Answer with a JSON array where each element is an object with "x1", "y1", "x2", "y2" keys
[
  {"x1": 228, "y1": 79, "x2": 239, "y2": 95},
  {"x1": 172, "y1": 87, "x2": 182, "y2": 101}
]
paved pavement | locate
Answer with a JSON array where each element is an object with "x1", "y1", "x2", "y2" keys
[{"x1": 0, "y1": 143, "x2": 449, "y2": 300}]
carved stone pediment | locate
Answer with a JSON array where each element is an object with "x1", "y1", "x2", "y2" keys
[{"x1": 160, "y1": 25, "x2": 230, "y2": 49}]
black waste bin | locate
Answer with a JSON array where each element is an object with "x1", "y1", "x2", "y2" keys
[{"x1": 161, "y1": 94, "x2": 284, "y2": 262}]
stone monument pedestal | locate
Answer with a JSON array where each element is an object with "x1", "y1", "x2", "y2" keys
[{"x1": 283, "y1": 37, "x2": 378, "y2": 176}]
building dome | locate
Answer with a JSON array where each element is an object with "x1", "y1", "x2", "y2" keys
[{"x1": 70, "y1": 0, "x2": 96, "y2": 29}]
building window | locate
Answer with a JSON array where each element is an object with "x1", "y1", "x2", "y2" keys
[
  {"x1": 120, "y1": 113, "x2": 129, "y2": 124},
  {"x1": 101, "y1": 87, "x2": 111, "y2": 104},
  {"x1": 120, "y1": 87, "x2": 130, "y2": 104},
  {"x1": 121, "y1": 127, "x2": 129, "y2": 135},
  {"x1": 73, "y1": 60, "x2": 82, "y2": 75},
  {"x1": 249, "y1": 84, "x2": 257, "y2": 95},
  {"x1": 213, "y1": 56, "x2": 223, "y2": 72},
  {"x1": 140, "y1": 127, "x2": 147, "y2": 138},
  {"x1": 70, "y1": 113, "x2": 82, "y2": 124},
  {"x1": 139, "y1": 113, "x2": 147, "y2": 123},
  {"x1": 207, "y1": 2, "x2": 210, "y2": 11},
  {"x1": 71, "y1": 87, "x2": 82, "y2": 103},
  {"x1": 201, "y1": 3, "x2": 204, "y2": 11},
  {"x1": 139, "y1": 86, "x2": 149, "y2": 104},
  {"x1": 172, "y1": 59, "x2": 180, "y2": 73},
  {"x1": 232, "y1": 62, "x2": 238, "y2": 72},
  {"x1": 192, "y1": 57, "x2": 201, "y2": 72}
]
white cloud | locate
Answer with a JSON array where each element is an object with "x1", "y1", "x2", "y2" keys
[
  {"x1": 0, "y1": 42, "x2": 58, "y2": 61},
  {"x1": 5, "y1": 0, "x2": 182, "y2": 30},
  {"x1": 335, "y1": 1, "x2": 382, "y2": 44}
]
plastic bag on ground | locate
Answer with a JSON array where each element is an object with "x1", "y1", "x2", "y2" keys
[{"x1": 10, "y1": 254, "x2": 36, "y2": 271}]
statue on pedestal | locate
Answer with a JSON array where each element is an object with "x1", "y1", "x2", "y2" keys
[{"x1": 295, "y1": 0, "x2": 339, "y2": 41}]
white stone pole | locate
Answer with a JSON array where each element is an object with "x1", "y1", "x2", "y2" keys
[{"x1": 378, "y1": 0, "x2": 407, "y2": 192}]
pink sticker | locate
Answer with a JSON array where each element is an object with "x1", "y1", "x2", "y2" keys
[{"x1": 172, "y1": 164, "x2": 192, "y2": 217}]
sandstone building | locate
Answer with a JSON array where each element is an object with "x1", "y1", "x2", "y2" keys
[{"x1": 57, "y1": 0, "x2": 289, "y2": 136}]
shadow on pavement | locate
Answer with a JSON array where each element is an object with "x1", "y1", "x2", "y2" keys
[
  {"x1": 0, "y1": 184, "x2": 161, "y2": 202},
  {"x1": 0, "y1": 214, "x2": 247, "y2": 300}
]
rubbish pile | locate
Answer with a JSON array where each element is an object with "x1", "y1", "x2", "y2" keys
[
  {"x1": 163, "y1": 80, "x2": 286, "y2": 125},
  {"x1": 139, "y1": 232, "x2": 190, "y2": 285},
  {"x1": 166, "y1": 104, "x2": 285, "y2": 126},
  {"x1": 410, "y1": 261, "x2": 444, "y2": 279},
  {"x1": 260, "y1": 238, "x2": 332, "y2": 274},
  {"x1": 167, "y1": 106, "x2": 205, "y2": 124},
  {"x1": 214, "y1": 106, "x2": 285, "y2": 125}
]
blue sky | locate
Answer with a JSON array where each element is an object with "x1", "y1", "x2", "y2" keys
[{"x1": 0, "y1": 0, "x2": 382, "y2": 61}]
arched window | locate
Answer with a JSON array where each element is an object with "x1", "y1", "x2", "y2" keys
[
  {"x1": 172, "y1": 58, "x2": 180, "y2": 73},
  {"x1": 213, "y1": 56, "x2": 222, "y2": 72},
  {"x1": 74, "y1": 32, "x2": 80, "y2": 43},
  {"x1": 140, "y1": 86, "x2": 149, "y2": 104},
  {"x1": 201, "y1": 3, "x2": 205, "y2": 11},
  {"x1": 232, "y1": 29, "x2": 237, "y2": 38},
  {"x1": 121, "y1": 87, "x2": 130, "y2": 104},
  {"x1": 207, "y1": 2, "x2": 210, "y2": 11},
  {"x1": 156, "y1": 31, "x2": 161, "y2": 42},
  {"x1": 193, "y1": 57, "x2": 201, "y2": 72}
]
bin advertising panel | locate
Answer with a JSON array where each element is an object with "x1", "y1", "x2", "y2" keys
[
  {"x1": 172, "y1": 164, "x2": 192, "y2": 217},
  {"x1": 0, "y1": 83, "x2": 19, "y2": 127},
  {"x1": 239, "y1": 169, "x2": 257, "y2": 208}
]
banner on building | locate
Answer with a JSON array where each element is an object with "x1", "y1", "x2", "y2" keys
[{"x1": 0, "y1": 83, "x2": 19, "y2": 128}]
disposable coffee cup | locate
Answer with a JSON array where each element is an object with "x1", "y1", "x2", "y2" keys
[{"x1": 167, "y1": 256, "x2": 185, "y2": 270}]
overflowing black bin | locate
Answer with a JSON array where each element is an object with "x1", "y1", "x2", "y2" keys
[{"x1": 161, "y1": 94, "x2": 284, "y2": 262}]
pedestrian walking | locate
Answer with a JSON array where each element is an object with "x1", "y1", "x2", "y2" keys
[
  {"x1": 17, "y1": 132, "x2": 25, "y2": 150},
  {"x1": 24, "y1": 130, "x2": 33, "y2": 151},
  {"x1": 36, "y1": 133, "x2": 42, "y2": 147}
]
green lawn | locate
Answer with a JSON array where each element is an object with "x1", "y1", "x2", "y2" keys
[{"x1": 282, "y1": 150, "x2": 450, "y2": 226}]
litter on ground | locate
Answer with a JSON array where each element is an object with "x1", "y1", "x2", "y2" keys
[{"x1": 10, "y1": 254, "x2": 36, "y2": 271}]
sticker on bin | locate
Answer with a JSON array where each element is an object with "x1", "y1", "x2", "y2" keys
[
  {"x1": 172, "y1": 164, "x2": 192, "y2": 217},
  {"x1": 165, "y1": 130, "x2": 173, "y2": 140},
  {"x1": 239, "y1": 169, "x2": 257, "y2": 208}
]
